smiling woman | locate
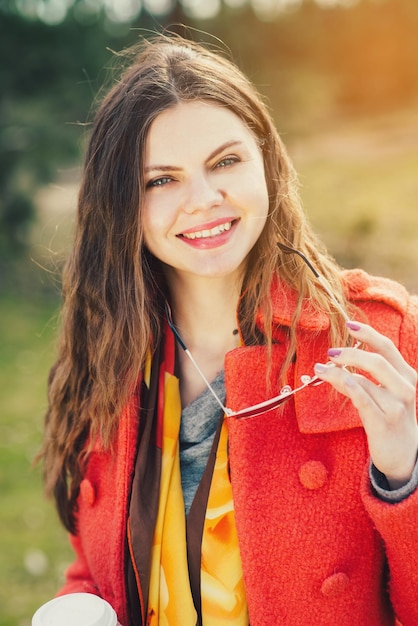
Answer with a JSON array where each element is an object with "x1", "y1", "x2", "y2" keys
[
  {"x1": 142, "y1": 101, "x2": 269, "y2": 279},
  {"x1": 37, "y1": 33, "x2": 418, "y2": 626}
]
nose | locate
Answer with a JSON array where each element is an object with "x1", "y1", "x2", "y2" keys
[{"x1": 182, "y1": 172, "x2": 224, "y2": 214}]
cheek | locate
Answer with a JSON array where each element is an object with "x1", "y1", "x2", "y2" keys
[
  {"x1": 251, "y1": 178, "x2": 270, "y2": 221},
  {"x1": 141, "y1": 207, "x2": 152, "y2": 243},
  {"x1": 246, "y1": 164, "x2": 269, "y2": 211},
  {"x1": 141, "y1": 207, "x2": 161, "y2": 254},
  {"x1": 142, "y1": 202, "x2": 167, "y2": 244},
  {"x1": 250, "y1": 184, "x2": 269, "y2": 240},
  {"x1": 142, "y1": 193, "x2": 179, "y2": 237}
]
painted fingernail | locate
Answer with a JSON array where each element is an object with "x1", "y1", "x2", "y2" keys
[
  {"x1": 346, "y1": 321, "x2": 361, "y2": 331},
  {"x1": 314, "y1": 363, "x2": 329, "y2": 373},
  {"x1": 328, "y1": 348, "x2": 342, "y2": 358}
]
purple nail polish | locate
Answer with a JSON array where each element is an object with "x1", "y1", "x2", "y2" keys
[
  {"x1": 328, "y1": 348, "x2": 342, "y2": 358},
  {"x1": 314, "y1": 363, "x2": 328, "y2": 373},
  {"x1": 346, "y1": 321, "x2": 361, "y2": 332}
]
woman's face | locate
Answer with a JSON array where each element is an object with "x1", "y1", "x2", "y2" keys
[{"x1": 142, "y1": 101, "x2": 269, "y2": 284}]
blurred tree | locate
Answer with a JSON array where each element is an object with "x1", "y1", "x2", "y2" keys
[
  {"x1": 0, "y1": 12, "x2": 93, "y2": 268},
  {"x1": 319, "y1": 0, "x2": 418, "y2": 113},
  {"x1": 1, "y1": 0, "x2": 417, "y2": 286},
  {"x1": 0, "y1": 2, "x2": 189, "y2": 280}
]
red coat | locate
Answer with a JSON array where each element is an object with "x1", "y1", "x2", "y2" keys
[{"x1": 58, "y1": 270, "x2": 418, "y2": 626}]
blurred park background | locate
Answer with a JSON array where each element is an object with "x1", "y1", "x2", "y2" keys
[{"x1": 1, "y1": 0, "x2": 418, "y2": 623}]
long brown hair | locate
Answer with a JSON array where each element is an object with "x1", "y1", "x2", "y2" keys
[{"x1": 40, "y1": 33, "x2": 350, "y2": 532}]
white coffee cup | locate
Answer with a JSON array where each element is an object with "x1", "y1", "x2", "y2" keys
[{"x1": 32, "y1": 592, "x2": 117, "y2": 626}]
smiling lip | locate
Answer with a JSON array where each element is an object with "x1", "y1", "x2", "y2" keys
[{"x1": 177, "y1": 218, "x2": 239, "y2": 248}]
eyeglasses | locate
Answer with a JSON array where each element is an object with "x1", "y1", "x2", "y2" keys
[{"x1": 165, "y1": 243, "x2": 358, "y2": 419}]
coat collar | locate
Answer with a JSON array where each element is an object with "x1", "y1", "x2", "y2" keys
[
  {"x1": 254, "y1": 269, "x2": 409, "y2": 335},
  {"x1": 234, "y1": 269, "x2": 407, "y2": 434},
  {"x1": 232, "y1": 271, "x2": 399, "y2": 435},
  {"x1": 255, "y1": 275, "x2": 330, "y2": 334},
  {"x1": 291, "y1": 326, "x2": 362, "y2": 434},
  {"x1": 225, "y1": 337, "x2": 363, "y2": 435},
  {"x1": 269, "y1": 274, "x2": 360, "y2": 433}
]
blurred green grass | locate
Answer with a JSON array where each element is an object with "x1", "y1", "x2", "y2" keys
[
  {"x1": 291, "y1": 108, "x2": 418, "y2": 293},
  {"x1": 0, "y1": 294, "x2": 73, "y2": 626},
  {"x1": 0, "y1": 106, "x2": 417, "y2": 626}
]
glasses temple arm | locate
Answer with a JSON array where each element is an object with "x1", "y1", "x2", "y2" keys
[
  {"x1": 278, "y1": 242, "x2": 351, "y2": 323},
  {"x1": 164, "y1": 302, "x2": 232, "y2": 416}
]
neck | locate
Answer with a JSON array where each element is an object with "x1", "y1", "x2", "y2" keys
[
  {"x1": 166, "y1": 272, "x2": 241, "y2": 352},
  {"x1": 164, "y1": 271, "x2": 242, "y2": 407}
]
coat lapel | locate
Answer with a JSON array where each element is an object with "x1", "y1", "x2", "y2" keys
[
  {"x1": 292, "y1": 326, "x2": 362, "y2": 434},
  {"x1": 227, "y1": 274, "x2": 364, "y2": 435}
]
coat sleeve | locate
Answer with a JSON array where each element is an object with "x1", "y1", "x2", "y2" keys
[
  {"x1": 56, "y1": 532, "x2": 100, "y2": 597},
  {"x1": 361, "y1": 475, "x2": 418, "y2": 626},
  {"x1": 52, "y1": 392, "x2": 140, "y2": 626},
  {"x1": 361, "y1": 293, "x2": 418, "y2": 626}
]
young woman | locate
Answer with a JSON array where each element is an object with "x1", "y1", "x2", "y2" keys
[{"x1": 40, "y1": 34, "x2": 418, "y2": 626}]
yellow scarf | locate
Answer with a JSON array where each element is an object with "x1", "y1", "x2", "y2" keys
[{"x1": 145, "y1": 340, "x2": 248, "y2": 624}]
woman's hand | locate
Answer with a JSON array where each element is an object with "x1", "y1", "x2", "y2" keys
[{"x1": 314, "y1": 321, "x2": 418, "y2": 489}]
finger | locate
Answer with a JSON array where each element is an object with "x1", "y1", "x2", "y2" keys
[
  {"x1": 346, "y1": 321, "x2": 417, "y2": 383},
  {"x1": 314, "y1": 362, "x2": 415, "y2": 432},
  {"x1": 314, "y1": 360, "x2": 418, "y2": 484},
  {"x1": 314, "y1": 363, "x2": 382, "y2": 414},
  {"x1": 336, "y1": 369, "x2": 406, "y2": 422},
  {"x1": 327, "y1": 346, "x2": 415, "y2": 399}
]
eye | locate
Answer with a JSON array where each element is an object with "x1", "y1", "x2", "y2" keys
[
  {"x1": 146, "y1": 176, "x2": 173, "y2": 189},
  {"x1": 215, "y1": 155, "x2": 240, "y2": 169}
]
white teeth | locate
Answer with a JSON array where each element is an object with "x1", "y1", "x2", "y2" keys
[{"x1": 182, "y1": 221, "x2": 233, "y2": 240}]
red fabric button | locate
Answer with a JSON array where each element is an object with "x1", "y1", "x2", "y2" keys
[
  {"x1": 298, "y1": 460, "x2": 328, "y2": 490},
  {"x1": 80, "y1": 478, "x2": 96, "y2": 506},
  {"x1": 321, "y1": 572, "x2": 350, "y2": 597}
]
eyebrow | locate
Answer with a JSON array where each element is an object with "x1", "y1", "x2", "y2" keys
[{"x1": 144, "y1": 140, "x2": 244, "y2": 174}]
